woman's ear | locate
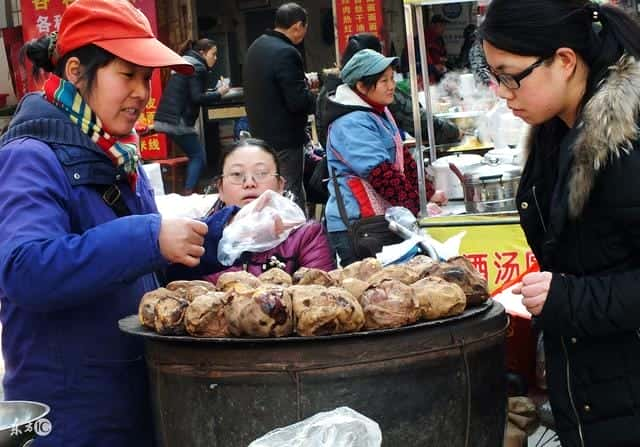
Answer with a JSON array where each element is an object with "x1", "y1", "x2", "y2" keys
[
  {"x1": 276, "y1": 176, "x2": 286, "y2": 194},
  {"x1": 355, "y1": 80, "x2": 367, "y2": 96},
  {"x1": 555, "y1": 47, "x2": 578, "y2": 81},
  {"x1": 64, "y1": 57, "x2": 84, "y2": 88},
  {"x1": 216, "y1": 179, "x2": 225, "y2": 202}
]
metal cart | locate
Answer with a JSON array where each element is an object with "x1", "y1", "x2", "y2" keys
[{"x1": 403, "y1": 0, "x2": 480, "y2": 217}]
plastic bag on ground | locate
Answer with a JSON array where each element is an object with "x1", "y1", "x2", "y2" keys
[
  {"x1": 248, "y1": 407, "x2": 382, "y2": 447},
  {"x1": 218, "y1": 190, "x2": 306, "y2": 266}
]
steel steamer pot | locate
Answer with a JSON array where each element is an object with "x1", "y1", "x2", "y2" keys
[
  {"x1": 449, "y1": 156, "x2": 522, "y2": 214},
  {"x1": 428, "y1": 153, "x2": 484, "y2": 200}
]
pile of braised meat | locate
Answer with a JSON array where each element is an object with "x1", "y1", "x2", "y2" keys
[{"x1": 139, "y1": 256, "x2": 489, "y2": 338}]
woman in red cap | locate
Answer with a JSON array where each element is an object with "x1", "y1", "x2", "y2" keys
[{"x1": 0, "y1": 0, "x2": 211, "y2": 445}]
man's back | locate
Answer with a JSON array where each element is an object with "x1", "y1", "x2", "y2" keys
[{"x1": 243, "y1": 30, "x2": 314, "y2": 150}]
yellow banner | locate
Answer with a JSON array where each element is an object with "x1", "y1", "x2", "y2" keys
[{"x1": 419, "y1": 213, "x2": 536, "y2": 293}]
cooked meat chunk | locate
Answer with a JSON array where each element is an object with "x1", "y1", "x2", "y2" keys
[
  {"x1": 139, "y1": 287, "x2": 176, "y2": 329},
  {"x1": 184, "y1": 292, "x2": 230, "y2": 337},
  {"x1": 154, "y1": 295, "x2": 189, "y2": 335},
  {"x1": 341, "y1": 258, "x2": 383, "y2": 281},
  {"x1": 368, "y1": 265, "x2": 420, "y2": 286},
  {"x1": 292, "y1": 267, "x2": 336, "y2": 287},
  {"x1": 411, "y1": 277, "x2": 466, "y2": 320},
  {"x1": 291, "y1": 286, "x2": 364, "y2": 336},
  {"x1": 428, "y1": 256, "x2": 489, "y2": 305},
  {"x1": 360, "y1": 279, "x2": 420, "y2": 330},
  {"x1": 217, "y1": 271, "x2": 262, "y2": 294},
  {"x1": 226, "y1": 286, "x2": 293, "y2": 337},
  {"x1": 259, "y1": 268, "x2": 293, "y2": 287}
]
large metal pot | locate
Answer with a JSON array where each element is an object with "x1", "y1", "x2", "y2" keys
[
  {"x1": 427, "y1": 153, "x2": 483, "y2": 200},
  {"x1": 0, "y1": 401, "x2": 50, "y2": 447},
  {"x1": 484, "y1": 147, "x2": 524, "y2": 166},
  {"x1": 449, "y1": 156, "x2": 521, "y2": 214},
  {"x1": 120, "y1": 302, "x2": 507, "y2": 447}
]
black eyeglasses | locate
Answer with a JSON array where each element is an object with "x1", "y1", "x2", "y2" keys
[
  {"x1": 488, "y1": 58, "x2": 547, "y2": 90},
  {"x1": 220, "y1": 171, "x2": 280, "y2": 185}
]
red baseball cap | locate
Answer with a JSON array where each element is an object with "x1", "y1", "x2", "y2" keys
[{"x1": 55, "y1": 0, "x2": 193, "y2": 75}]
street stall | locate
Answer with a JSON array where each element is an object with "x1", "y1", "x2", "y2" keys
[
  {"x1": 403, "y1": 0, "x2": 532, "y2": 288},
  {"x1": 120, "y1": 275, "x2": 506, "y2": 447},
  {"x1": 118, "y1": 3, "x2": 522, "y2": 445},
  {"x1": 121, "y1": 192, "x2": 509, "y2": 446},
  {"x1": 404, "y1": 0, "x2": 540, "y2": 412}
]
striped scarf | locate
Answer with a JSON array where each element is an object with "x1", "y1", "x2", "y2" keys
[{"x1": 43, "y1": 74, "x2": 139, "y2": 190}]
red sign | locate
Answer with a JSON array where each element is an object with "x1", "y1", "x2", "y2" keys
[
  {"x1": 335, "y1": 0, "x2": 384, "y2": 57},
  {"x1": 131, "y1": 0, "x2": 168, "y2": 160},
  {"x1": 2, "y1": 27, "x2": 27, "y2": 99},
  {"x1": 20, "y1": 0, "x2": 168, "y2": 159},
  {"x1": 20, "y1": 0, "x2": 68, "y2": 93}
]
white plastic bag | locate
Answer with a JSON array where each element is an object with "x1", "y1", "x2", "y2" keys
[
  {"x1": 248, "y1": 407, "x2": 382, "y2": 447},
  {"x1": 217, "y1": 190, "x2": 306, "y2": 266}
]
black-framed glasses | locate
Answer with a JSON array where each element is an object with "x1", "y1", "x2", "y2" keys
[
  {"x1": 488, "y1": 58, "x2": 546, "y2": 90},
  {"x1": 220, "y1": 171, "x2": 280, "y2": 185}
]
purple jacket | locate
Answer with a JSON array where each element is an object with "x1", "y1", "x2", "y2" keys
[{"x1": 205, "y1": 222, "x2": 335, "y2": 284}]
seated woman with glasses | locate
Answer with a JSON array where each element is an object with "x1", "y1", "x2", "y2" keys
[{"x1": 171, "y1": 138, "x2": 335, "y2": 283}]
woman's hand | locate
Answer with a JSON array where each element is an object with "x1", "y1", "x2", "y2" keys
[
  {"x1": 429, "y1": 189, "x2": 448, "y2": 206},
  {"x1": 512, "y1": 271, "x2": 553, "y2": 316},
  {"x1": 159, "y1": 217, "x2": 208, "y2": 267},
  {"x1": 217, "y1": 85, "x2": 230, "y2": 96}
]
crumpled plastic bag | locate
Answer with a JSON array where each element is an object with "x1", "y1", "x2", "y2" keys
[
  {"x1": 383, "y1": 207, "x2": 465, "y2": 262},
  {"x1": 218, "y1": 190, "x2": 306, "y2": 266},
  {"x1": 248, "y1": 407, "x2": 382, "y2": 447}
]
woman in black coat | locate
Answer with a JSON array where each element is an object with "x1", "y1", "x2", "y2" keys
[
  {"x1": 155, "y1": 39, "x2": 229, "y2": 194},
  {"x1": 480, "y1": 1, "x2": 640, "y2": 446}
]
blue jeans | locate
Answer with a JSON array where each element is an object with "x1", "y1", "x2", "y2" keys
[
  {"x1": 327, "y1": 230, "x2": 359, "y2": 267},
  {"x1": 167, "y1": 133, "x2": 205, "y2": 191}
]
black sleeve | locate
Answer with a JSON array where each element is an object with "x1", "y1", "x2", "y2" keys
[
  {"x1": 539, "y1": 270, "x2": 640, "y2": 337},
  {"x1": 187, "y1": 67, "x2": 222, "y2": 106},
  {"x1": 537, "y1": 149, "x2": 640, "y2": 337},
  {"x1": 388, "y1": 88, "x2": 459, "y2": 145},
  {"x1": 274, "y1": 49, "x2": 316, "y2": 114},
  {"x1": 431, "y1": 116, "x2": 460, "y2": 144}
]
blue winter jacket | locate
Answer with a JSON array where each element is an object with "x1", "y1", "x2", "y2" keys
[
  {"x1": 0, "y1": 94, "x2": 168, "y2": 446},
  {"x1": 325, "y1": 84, "x2": 400, "y2": 232}
]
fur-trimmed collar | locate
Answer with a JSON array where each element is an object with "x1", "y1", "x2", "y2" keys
[{"x1": 526, "y1": 55, "x2": 640, "y2": 218}]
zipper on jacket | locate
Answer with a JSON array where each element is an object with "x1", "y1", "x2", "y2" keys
[
  {"x1": 561, "y1": 337, "x2": 585, "y2": 447},
  {"x1": 532, "y1": 185, "x2": 548, "y2": 233}
]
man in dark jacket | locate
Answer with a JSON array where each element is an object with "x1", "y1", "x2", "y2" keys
[{"x1": 243, "y1": 2, "x2": 316, "y2": 210}]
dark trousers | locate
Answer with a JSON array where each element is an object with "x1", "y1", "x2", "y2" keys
[
  {"x1": 277, "y1": 146, "x2": 307, "y2": 211},
  {"x1": 327, "y1": 230, "x2": 359, "y2": 267},
  {"x1": 167, "y1": 133, "x2": 205, "y2": 191}
]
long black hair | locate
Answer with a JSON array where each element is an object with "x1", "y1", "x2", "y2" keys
[{"x1": 479, "y1": 0, "x2": 640, "y2": 98}]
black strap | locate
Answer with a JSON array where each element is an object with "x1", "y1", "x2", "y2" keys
[
  {"x1": 330, "y1": 169, "x2": 351, "y2": 228},
  {"x1": 326, "y1": 134, "x2": 353, "y2": 229},
  {"x1": 94, "y1": 184, "x2": 131, "y2": 217},
  {"x1": 93, "y1": 183, "x2": 168, "y2": 286}
]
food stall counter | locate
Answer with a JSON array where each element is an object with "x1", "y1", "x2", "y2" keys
[
  {"x1": 205, "y1": 87, "x2": 245, "y2": 121},
  {"x1": 419, "y1": 209, "x2": 532, "y2": 295}
]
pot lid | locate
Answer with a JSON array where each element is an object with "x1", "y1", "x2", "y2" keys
[
  {"x1": 431, "y1": 153, "x2": 483, "y2": 168},
  {"x1": 464, "y1": 156, "x2": 521, "y2": 183},
  {"x1": 484, "y1": 147, "x2": 523, "y2": 165}
]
